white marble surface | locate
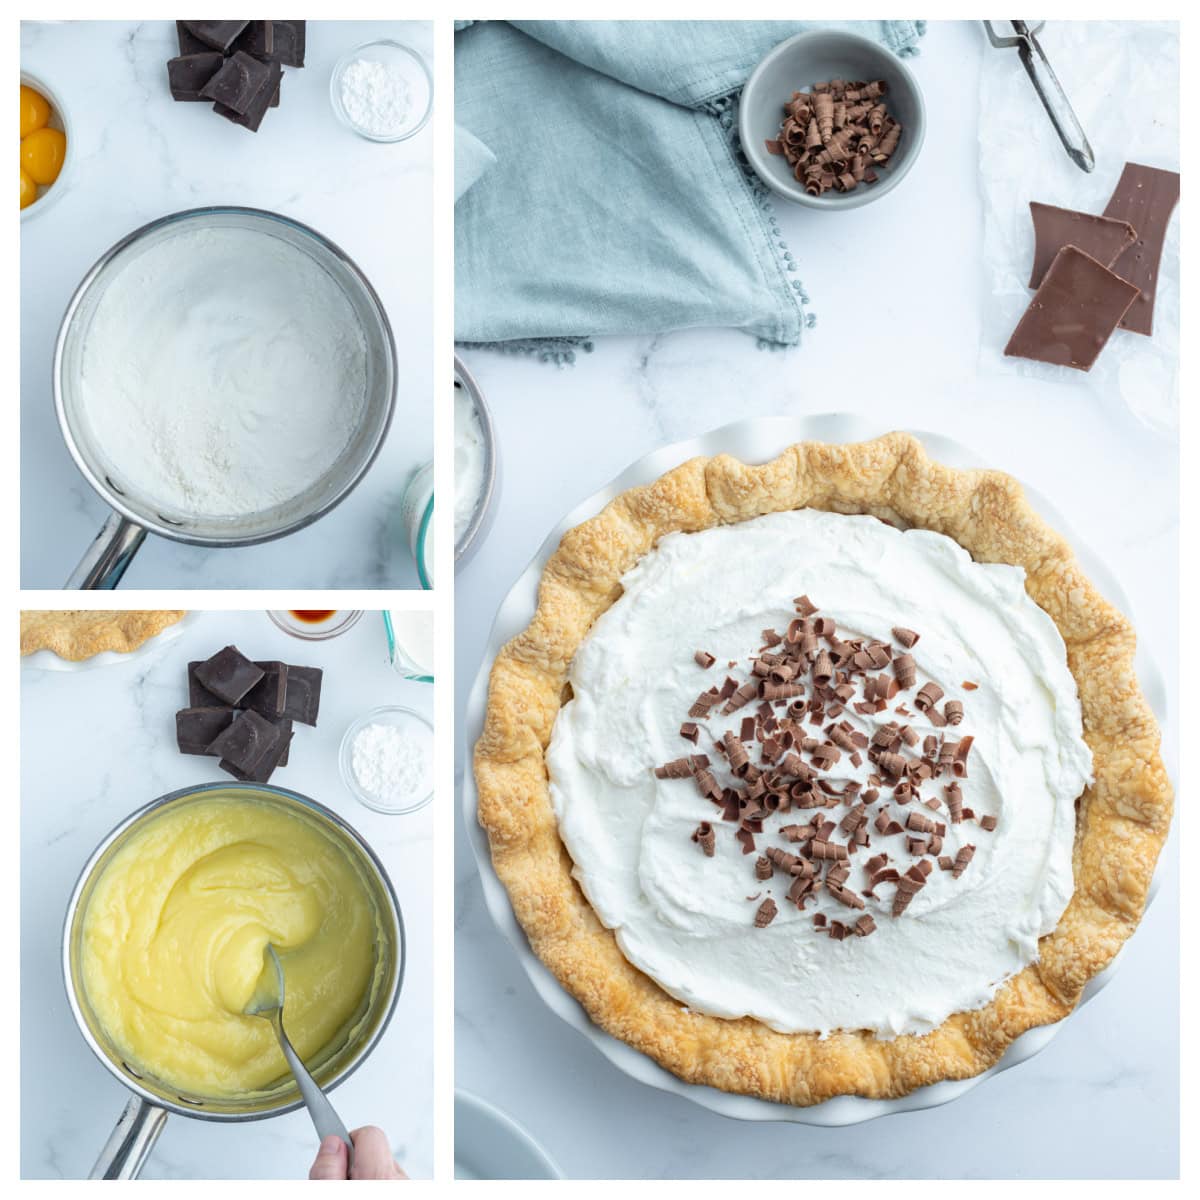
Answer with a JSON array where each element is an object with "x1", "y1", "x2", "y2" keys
[
  {"x1": 21, "y1": 611, "x2": 433, "y2": 1179},
  {"x1": 20, "y1": 20, "x2": 432, "y2": 589},
  {"x1": 453, "y1": 21, "x2": 1178, "y2": 1179}
]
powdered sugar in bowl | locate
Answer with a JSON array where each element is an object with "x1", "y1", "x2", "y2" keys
[
  {"x1": 340, "y1": 705, "x2": 434, "y2": 815},
  {"x1": 330, "y1": 40, "x2": 433, "y2": 143}
]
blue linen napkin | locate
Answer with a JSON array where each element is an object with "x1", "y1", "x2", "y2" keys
[{"x1": 455, "y1": 20, "x2": 925, "y2": 361}]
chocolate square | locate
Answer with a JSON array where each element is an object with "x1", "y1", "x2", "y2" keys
[
  {"x1": 214, "y1": 58, "x2": 282, "y2": 132},
  {"x1": 269, "y1": 20, "x2": 306, "y2": 68},
  {"x1": 188, "y1": 661, "x2": 224, "y2": 708},
  {"x1": 243, "y1": 661, "x2": 288, "y2": 717},
  {"x1": 233, "y1": 20, "x2": 274, "y2": 60},
  {"x1": 176, "y1": 706, "x2": 237, "y2": 755},
  {"x1": 1004, "y1": 246, "x2": 1140, "y2": 372},
  {"x1": 220, "y1": 718, "x2": 293, "y2": 783},
  {"x1": 208, "y1": 710, "x2": 282, "y2": 774},
  {"x1": 200, "y1": 50, "x2": 272, "y2": 117},
  {"x1": 1028, "y1": 202, "x2": 1136, "y2": 290},
  {"x1": 282, "y1": 665, "x2": 323, "y2": 726},
  {"x1": 194, "y1": 645, "x2": 264, "y2": 706},
  {"x1": 182, "y1": 20, "x2": 250, "y2": 53},
  {"x1": 167, "y1": 51, "x2": 226, "y2": 101},
  {"x1": 176, "y1": 20, "x2": 212, "y2": 56}
]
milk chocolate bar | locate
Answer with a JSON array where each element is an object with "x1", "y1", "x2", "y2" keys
[
  {"x1": 1103, "y1": 161, "x2": 1181, "y2": 336},
  {"x1": 175, "y1": 706, "x2": 237, "y2": 755},
  {"x1": 182, "y1": 21, "x2": 250, "y2": 53},
  {"x1": 1028, "y1": 202, "x2": 1135, "y2": 290},
  {"x1": 167, "y1": 51, "x2": 225, "y2": 101},
  {"x1": 1005, "y1": 246, "x2": 1139, "y2": 372},
  {"x1": 194, "y1": 645, "x2": 264, "y2": 706}
]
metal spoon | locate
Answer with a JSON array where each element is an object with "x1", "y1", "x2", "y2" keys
[{"x1": 245, "y1": 944, "x2": 355, "y2": 1171}]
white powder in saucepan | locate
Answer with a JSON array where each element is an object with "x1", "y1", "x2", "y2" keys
[
  {"x1": 339, "y1": 58, "x2": 412, "y2": 138},
  {"x1": 351, "y1": 721, "x2": 431, "y2": 809},
  {"x1": 78, "y1": 226, "x2": 368, "y2": 518}
]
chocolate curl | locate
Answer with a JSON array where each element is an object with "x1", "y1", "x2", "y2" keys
[
  {"x1": 828, "y1": 882, "x2": 866, "y2": 910},
  {"x1": 906, "y1": 811, "x2": 937, "y2": 834},
  {"x1": 945, "y1": 780, "x2": 964, "y2": 823},
  {"x1": 813, "y1": 91, "x2": 834, "y2": 140},
  {"x1": 691, "y1": 822, "x2": 716, "y2": 856},
  {"x1": 694, "y1": 650, "x2": 716, "y2": 669},
  {"x1": 952, "y1": 735, "x2": 975, "y2": 778},
  {"x1": 812, "y1": 650, "x2": 834, "y2": 685},
  {"x1": 793, "y1": 595, "x2": 818, "y2": 616},
  {"x1": 980, "y1": 814, "x2": 998, "y2": 832},
  {"x1": 780, "y1": 822, "x2": 816, "y2": 844},
  {"x1": 877, "y1": 121, "x2": 901, "y2": 159},
  {"x1": 854, "y1": 914, "x2": 877, "y2": 937},
  {"x1": 915, "y1": 682, "x2": 944, "y2": 712},
  {"x1": 874, "y1": 810, "x2": 903, "y2": 836},
  {"x1": 680, "y1": 721, "x2": 699, "y2": 743},
  {"x1": 754, "y1": 855, "x2": 773, "y2": 880},
  {"x1": 877, "y1": 750, "x2": 907, "y2": 778},
  {"x1": 754, "y1": 898, "x2": 778, "y2": 928},
  {"x1": 943, "y1": 700, "x2": 964, "y2": 726},
  {"x1": 693, "y1": 768, "x2": 721, "y2": 801},
  {"x1": 722, "y1": 679, "x2": 760, "y2": 715},
  {"x1": 735, "y1": 827, "x2": 756, "y2": 855},
  {"x1": 952, "y1": 844, "x2": 976, "y2": 878},
  {"x1": 810, "y1": 839, "x2": 849, "y2": 861},
  {"x1": 724, "y1": 734, "x2": 750, "y2": 776},
  {"x1": 811, "y1": 742, "x2": 840, "y2": 770},
  {"x1": 654, "y1": 757, "x2": 694, "y2": 779},
  {"x1": 892, "y1": 627, "x2": 920, "y2": 648},
  {"x1": 894, "y1": 654, "x2": 916, "y2": 689},
  {"x1": 763, "y1": 681, "x2": 804, "y2": 702}
]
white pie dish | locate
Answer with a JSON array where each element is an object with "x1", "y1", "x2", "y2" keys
[
  {"x1": 454, "y1": 1089, "x2": 563, "y2": 1179},
  {"x1": 460, "y1": 413, "x2": 1168, "y2": 1126},
  {"x1": 20, "y1": 611, "x2": 197, "y2": 673}
]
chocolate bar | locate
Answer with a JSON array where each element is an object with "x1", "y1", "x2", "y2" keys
[
  {"x1": 243, "y1": 661, "x2": 288, "y2": 718},
  {"x1": 214, "y1": 58, "x2": 282, "y2": 132},
  {"x1": 1103, "y1": 162, "x2": 1181, "y2": 336},
  {"x1": 281, "y1": 665, "x2": 323, "y2": 726},
  {"x1": 167, "y1": 51, "x2": 225, "y2": 101},
  {"x1": 182, "y1": 21, "x2": 250, "y2": 54},
  {"x1": 208, "y1": 709, "x2": 283, "y2": 774},
  {"x1": 175, "y1": 706, "x2": 237, "y2": 755},
  {"x1": 268, "y1": 21, "x2": 306, "y2": 68},
  {"x1": 200, "y1": 50, "x2": 273, "y2": 117},
  {"x1": 194, "y1": 645, "x2": 264, "y2": 706},
  {"x1": 1028, "y1": 202, "x2": 1135, "y2": 290},
  {"x1": 1005, "y1": 246, "x2": 1139, "y2": 372}
]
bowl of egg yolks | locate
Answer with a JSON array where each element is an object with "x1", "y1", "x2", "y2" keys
[{"x1": 21, "y1": 71, "x2": 70, "y2": 220}]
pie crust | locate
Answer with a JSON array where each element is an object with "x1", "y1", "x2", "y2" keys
[
  {"x1": 474, "y1": 433, "x2": 1172, "y2": 1105},
  {"x1": 20, "y1": 610, "x2": 187, "y2": 661}
]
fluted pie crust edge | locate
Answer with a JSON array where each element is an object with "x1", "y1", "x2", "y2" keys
[
  {"x1": 474, "y1": 433, "x2": 1171, "y2": 1105},
  {"x1": 20, "y1": 610, "x2": 187, "y2": 661}
]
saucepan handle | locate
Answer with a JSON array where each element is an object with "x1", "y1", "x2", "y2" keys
[
  {"x1": 65, "y1": 512, "x2": 147, "y2": 589},
  {"x1": 89, "y1": 1095, "x2": 168, "y2": 1180}
]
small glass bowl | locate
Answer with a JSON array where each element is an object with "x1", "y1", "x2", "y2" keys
[
  {"x1": 330, "y1": 39, "x2": 433, "y2": 143},
  {"x1": 268, "y1": 610, "x2": 363, "y2": 641},
  {"x1": 339, "y1": 704, "x2": 434, "y2": 815}
]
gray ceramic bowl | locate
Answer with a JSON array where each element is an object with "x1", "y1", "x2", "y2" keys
[{"x1": 739, "y1": 30, "x2": 925, "y2": 209}]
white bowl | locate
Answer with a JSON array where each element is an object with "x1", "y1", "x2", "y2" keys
[
  {"x1": 329, "y1": 39, "x2": 433, "y2": 143},
  {"x1": 460, "y1": 413, "x2": 1168, "y2": 1125},
  {"x1": 454, "y1": 1090, "x2": 563, "y2": 1179},
  {"x1": 21, "y1": 68, "x2": 74, "y2": 223},
  {"x1": 340, "y1": 704, "x2": 434, "y2": 815}
]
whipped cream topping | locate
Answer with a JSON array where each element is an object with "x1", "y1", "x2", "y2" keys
[
  {"x1": 454, "y1": 383, "x2": 485, "y2": 544},
  {"x1": 548, "y1": 509, "x2": 1092, "y2": 1038}
]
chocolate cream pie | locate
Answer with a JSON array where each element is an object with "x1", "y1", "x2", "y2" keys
[{"x1": 475, "y1": 434, "x2": 1171, "y2": 1104}]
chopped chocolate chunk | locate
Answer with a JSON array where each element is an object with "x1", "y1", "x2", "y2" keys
[
  {"x1": 754, "y1": 898, "x2": 778, "y2": 928},
  {"x1": 1028, "y1": 201, "x2": 1136, "y2": 289},
  {"x1": 282, "y1": 665, "x2": 323, "y2": 726},
  {"x1": 735, "y1": 828, "x2": 756, "y2": 854},
  {"x1": 201, "y1": 50, "x2": 272, "y2": 115},
  {"x1": 213, "y1": 57, "x2": 282, "y2": 132},
  {"x1": 962, "y1": 681, "x2": 979, "y2": 691},
  {"x1": 167, "y1": 51, "x2": 226, "y2": 100},
  {"x1": 1103, "y1": 162, "x2": 1181, "y2": 335},
  {"x1": 188, "y1": 660, "x2": 225, "y2": 707},
  {"x1": 265, "y1": 19, "x2": 306, "y2": 68},
  {"x1": 242, "y1": 661, "x2": 288, "y2": 717},
  {"x1": 232, "y1": 20, "x2": 274, "y2": 59},
  {"x1": 182, "y1": 20, "x2": 250, "y2": 53},
  {"x1": 208, "y1": 709, "x2": 283, "y2": 774},
  {"x1": 220, "y1": 718, "x2": 293, "y2": 784},
  {"x1": 175, "y1": 706, "x2": 236, "y2": 755},
  {"x1": 692, "y1": 822, "x2": 716, "y2": 857},
  {"x1": 194, "y1": 645, "x2": 264, "y2": 706},
  {"x1": 1004, "y1": 246, "x2": 1139, "y2": 371}
]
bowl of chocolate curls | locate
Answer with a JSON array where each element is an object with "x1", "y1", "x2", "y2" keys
[{"x1": 739, "y1": 29, "x2": 925, "y2": 209}]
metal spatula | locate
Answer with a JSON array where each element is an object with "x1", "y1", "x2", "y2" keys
[
  {"x1": 245, "y1": 944, "x2": 355, "y2": 1171},
  {"x1": 983, "y1": 21, "x2": 1095, "y2": 172}
]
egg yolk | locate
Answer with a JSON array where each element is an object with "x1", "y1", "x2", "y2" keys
[
  {"x1": 20, "y1": 126, "x2": 65, "y2": 186},
  {"x1": 20, "y1": 84, "x2": 50, "y2": 138},
  {"x1": 20, "y1": 168, "x2": 36, "y2": 209}
]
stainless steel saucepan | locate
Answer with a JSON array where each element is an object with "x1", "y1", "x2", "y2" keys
[
  {"x1": 54, "y1": 206, "x2": 397, "y2": 589},
  {"x1": 62, "y1": 783, "x2": 404, "y2": 1179}
]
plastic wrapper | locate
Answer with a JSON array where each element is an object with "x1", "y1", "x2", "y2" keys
[{"x1": 977, "y1": 21, "x2": 1178, "y2": 434}]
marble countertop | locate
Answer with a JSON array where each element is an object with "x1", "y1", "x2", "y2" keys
[
  {"x1": 21, "y1": 610, "x2": 433, "y2": 1179},
  {"x1": 453, "y1": 21, "x2": 1178, "y2": 1180},
  {"x1": 20, "y1": 20, "x2": 431, "y2": 589}
]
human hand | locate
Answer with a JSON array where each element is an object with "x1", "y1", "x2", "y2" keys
[{"x1": 308, "y1": 1127, "x2": 408, "y2": 1180}]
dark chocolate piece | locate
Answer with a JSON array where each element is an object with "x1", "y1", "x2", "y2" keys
[
  {"x1": 182, "y1": 20, "x2": 250, "y2": 53},
  {"x1": 208, "y1": 709, "x2": 282, "y2": 774},
  {"x1": 232, "y1": 20, "x2": 274, "y2": 60},
  {"x1": 213, "y1": 58, "x2": 282, "y2": 132},
  {"x1": 176, "y1": 20, "x2": 211, "y2": 56},
  {"x1": 1102, "y1": 162, "x2": 1181, "y2": 336},
  {"x1": 1004, "y1": 246, "x2": 1139, "y2": 372},
  {"x1": 167, "y1": 51, "x2": 226, "y2": 100},
  {"x1": 220, "y1": 718, "x2": 293, "y2": 783},
  {"x1": 281, "y1": 664, "x2": 323, "y2": 726},
  {"x1": 175, "y1": 706, "x2": 237, "y2": 755},
  {"x1": 200, "y1": 50, "x2": 272, "y2": 116},
  {"x1": 1027, "y1": 201, "x2": 1136, "y2": 290},
  {"x1": 243, "y1": 661, "x2": 289, "y2": 717},
  {"x1": 194, "y1": 645, "x2": 264, "y2": 706},
  {"x1": 268, "y1": 20, "x2": 306, "y2": 68},
  {"x1": 188, "y1": 661, "x2": 224, "y2": 707}
]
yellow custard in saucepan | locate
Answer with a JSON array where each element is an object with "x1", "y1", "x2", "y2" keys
[{"x1": 80, "y1": 796, "x2": 384, "y2": 1097}]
